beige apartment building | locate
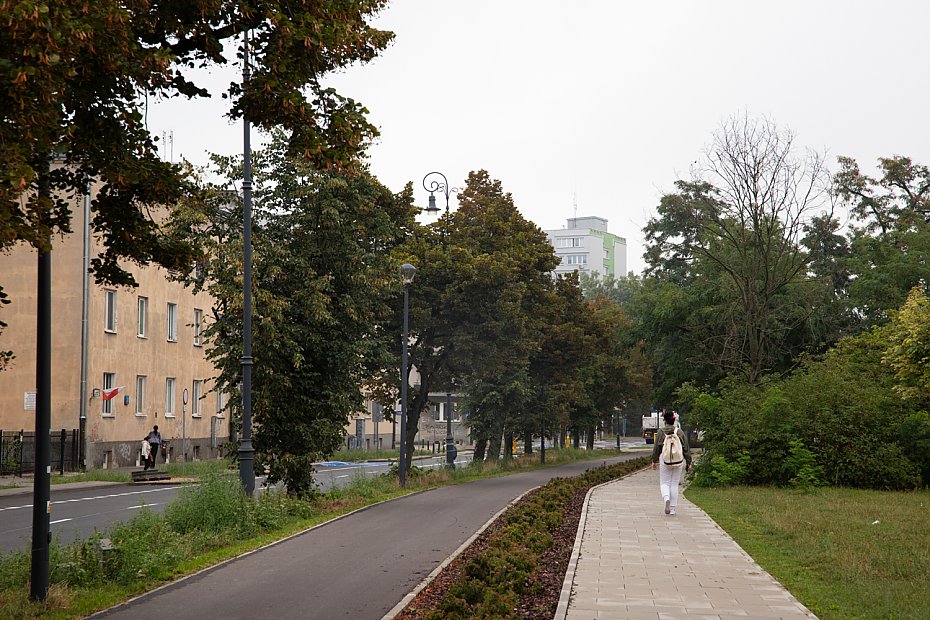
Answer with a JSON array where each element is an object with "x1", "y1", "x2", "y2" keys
[{"x1": 0, "y1": 186, "x2": 227, "y2": 469}]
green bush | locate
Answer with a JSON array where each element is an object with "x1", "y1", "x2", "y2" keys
[
  {"x1": 785, "y1": 439, "x2": 823, "y2": 489},
  {"x1": 682, "y1": 329, "x2": 927, "y2": 490},
  {"x1": 898, "y1": 412, "x2": 930, "y2": 488},
  {"x1": 693, "y1": 452, "x2": 750, "y2": 487}
]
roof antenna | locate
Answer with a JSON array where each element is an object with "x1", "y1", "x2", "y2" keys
[{"x1": 573, "y1": 191, "x2": 578, "y2": 219}]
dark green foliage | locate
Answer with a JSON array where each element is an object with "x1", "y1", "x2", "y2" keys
[
  {"x1": 897, "y1": 412, "x2": 930, "y2": 488},
  {"x1": 785, "y1": 439, "x2": 823, "y2": 489},
  {"x1": 685, "y1": 329, "x2": 924, "y2": 490},
  {"x1": 179, "y1": 132, "x2": 416, "y2": 496},
  {"x1": 386, "y1": 170, "x2": 560, "y2": 469},
  {"x1": 692, "y1": 452, "x2": 751, "y2": 487},
  {"x1": 1, "y1": 1, "x2": 394, "y2": 360}
]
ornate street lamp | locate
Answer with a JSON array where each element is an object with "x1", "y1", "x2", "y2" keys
[
  {"x1": 398, "y1": 263, "x2": 416, "y2": 486},
  {"x1": 422, "y1": 171, "x2": 459, "y2": 469}
]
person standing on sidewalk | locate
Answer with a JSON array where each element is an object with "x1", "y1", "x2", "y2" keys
[
  {"x1": 146, "y1": 425, "x2": 162, "y2": 469},
  {"x1": 651, "y1": 410, "x2": 692, "y2": 515}
]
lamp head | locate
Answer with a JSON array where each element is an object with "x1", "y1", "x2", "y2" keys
[
  {"x1": 425, "y1": 192, "x2": 439, "y2": 214},
  {"x1": 400, "y1": 263, "x2": 417, "y2": 284}
]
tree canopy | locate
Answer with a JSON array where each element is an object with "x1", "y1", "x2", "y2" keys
[{"x1": 0, "y1": 0, "x2": 392, "y2": 295}]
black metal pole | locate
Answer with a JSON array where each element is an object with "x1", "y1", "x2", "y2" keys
[
  {"x1": 238, "y1": 31, "x2": 255, "y2": 496},
  {"x1": 399, "y1": 283, "x2": 410, "y2": 486},
  {"x1": 445, "y1": 391, "x2": 454, "y2": 468},
  {"x1": 30, "y1": 233, "x2": 51, "y2": 601}
]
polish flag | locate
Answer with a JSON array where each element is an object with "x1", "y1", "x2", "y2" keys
[{"x1": 102, "y1": 386, "x2": 126, "y2": 401}]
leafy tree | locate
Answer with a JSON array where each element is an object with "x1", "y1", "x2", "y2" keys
[
  {"x1": 579, "y1": 271, "x2": 641, "y2": 306},
  {"x1": 836, "y1": 156, "x2": 930, "y2": 322},
  {"x1": 390, "y1": 171, "x2": 559, "y2": 469},
  {"x1": 643, "y1": 115, "x2": 833, "y2": 385},
  {"x1": 0, "y1": 0, "x2": 393, "y2": 352},
  {"x1": 882, "y1": 286, "x2": 930, "y2": 406},
  {"x1": 174, "y1": 133, "x2": 416, "y2": 496}
]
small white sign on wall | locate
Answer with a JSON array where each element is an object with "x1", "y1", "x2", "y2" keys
[{"x1": 24, "y1": 391, "x2": 37, "y2": 411}]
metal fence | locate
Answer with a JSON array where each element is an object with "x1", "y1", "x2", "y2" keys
[{"x1": 0, "y1": 429, "x2": 80, "y2": 476}]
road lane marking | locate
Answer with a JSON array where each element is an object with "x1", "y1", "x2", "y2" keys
[
  {"x1": 126, "y1": 503, "x2": 161, "y2": 510},
  {"x1": 0, "y1": 486, "x2": 183, "y2": 512},
  {"x1": 50, "y1": 518, "x2": 72, "y2": 525}
]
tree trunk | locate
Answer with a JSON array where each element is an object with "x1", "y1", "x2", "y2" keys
[
  {"x1": 559, "y1": 424, "x2": 566, "y2": 450},
  {"x1": 487, "y1": 422, "x2": 504, "y2": 462},
  {"x1": 523, "y1": 430, "x2": 533, "y2": 454},
  {"x1": 473, "y1": 437, "x2": 487, "y2": 462},
  {"x1": 503, "y1": 432, "x2": 514, "y2": 460},
  {"x1": 572, "y1": 427, "x2": 580, "y2": 449},
  {"x1": 586, "y1": 425, "x2": 595, "y2": 451}
]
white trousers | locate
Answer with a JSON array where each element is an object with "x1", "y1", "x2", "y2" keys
[{"x1": 659, "y1": 461, "x2": 684, "y2": 512}]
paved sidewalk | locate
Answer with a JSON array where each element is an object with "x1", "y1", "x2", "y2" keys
[{"x1": 559, "y1": 469, "x2": 817, "y2": 619}]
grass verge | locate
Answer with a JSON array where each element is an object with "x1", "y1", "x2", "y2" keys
[
  {"x1": 685, "y1": 485, "x2": 930, "y2": 620},
  {"x1": 0, "y1": 447, "x2": 628, "y2": 619}
]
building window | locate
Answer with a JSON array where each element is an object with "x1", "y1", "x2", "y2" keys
[
  {"x1": 167, "y1": 303, "x2": 178, "y2": 342},
  {"x1": 137, "y1": 296, "x2": 148, "y2": 338},
  {"x1": 192, "y1": 379, "x2": 203, "y2": 417},
  {"x1": 557, "y1": 237, "x2": 583, "y2": 248},
  {"x1": 165, "y1": 378, "x2": 176, "y2": 417},
  {"x1": 104, "y1": 290, "x2": 117, "y2": 333},
  {"x1": 135, "y1": 375, "x2": 146, "y2": 415},
  {"x1": 215, "y1": 390, "x2": 225, "y2": 417},
  {"x1": 103, "y1": 372, "x2": 115, "y2": 415},
  {"x1": 193, "y1": 308, "x2": 203, "y2": 346},
  {"x1": 564, "y1": 254, "x2": 588, "y2": 266}
]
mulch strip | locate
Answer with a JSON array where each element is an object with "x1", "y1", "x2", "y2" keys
[{"x1": 395, "y1": 484, "x2": 588, "y2": 619}]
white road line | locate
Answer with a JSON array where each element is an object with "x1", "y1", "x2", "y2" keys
[
  {"x1": 50, "y1": 518, "x2": 72, "y2": 525},
  {"x1": 335, "y1": 475, "x2": 349, "y2": 479},
  {"x1": 126, "y1": 503, "x2": 161, "y2": 510},
  {"x1": 0, "y1": 486, "x2": 183, "y2": 512}
]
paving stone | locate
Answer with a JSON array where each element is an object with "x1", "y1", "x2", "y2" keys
[{"x1": 560, "y1": 469, "x2": 818, "y2": 620}]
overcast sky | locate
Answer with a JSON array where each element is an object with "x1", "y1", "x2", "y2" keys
[{"x1": 147, "y1": 1, "x2": 930, "y2": 276}]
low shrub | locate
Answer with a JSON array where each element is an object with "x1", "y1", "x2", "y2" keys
[{"x1": 682, "y1": 330, "x2": 927, "y2": 490}]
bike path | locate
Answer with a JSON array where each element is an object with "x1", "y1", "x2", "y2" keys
[{"x1": 93, "y1": 454, "x2": 640, "y2": 620}]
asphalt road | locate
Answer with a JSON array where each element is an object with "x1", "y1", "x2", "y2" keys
[
  {"x1": 93, "y1": 453, "x2": 642, "y2": 620},
  {"x1": 0, "y1": 455, "x2": 474, "y2": 554},
  {"x1": 0, "y1": 484, "x2": 183, "y2": 554}
]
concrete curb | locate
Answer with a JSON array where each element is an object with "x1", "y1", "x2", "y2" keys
[
  {"x1": 0, "y1": 480, "x2": 127, "y2": 498},
  {"x1": 0, "y1": 476, "x2": 202, "y2": 498},
  {"x1": 553, "y1": 465, "x2": 651, "y2": 620},
  {"x1": 380, "y1": 486, "x2": 537, "y2": 620},
  {"x1": 86, "y1": 486, "x2": 435, "y2": 619}
]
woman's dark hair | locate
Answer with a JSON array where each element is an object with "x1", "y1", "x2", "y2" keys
[{"x1": 662, "y1": 410, "x2": 676, "y2": 425}]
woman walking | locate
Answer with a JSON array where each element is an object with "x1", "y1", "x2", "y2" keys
[{"x1": 651, "y1": 410, "x2": 692, "y2": 515}]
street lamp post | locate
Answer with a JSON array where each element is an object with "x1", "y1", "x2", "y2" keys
[
  {"x1": 398, "y1": 263, "x2": 416, "y2": 487},
  {"x1": 238, "y1": 30, "x2": 255, "y2": 496},
  {"x1": 445, "y1": 390, "x2": 455, "y2": 468},
  {"x1": 422, "y1": 172, "x2": 458, "y2": 468}
]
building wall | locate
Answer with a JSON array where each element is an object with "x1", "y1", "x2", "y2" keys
[
  {"x1": 0, "y1": 186, "x2": 227, "y2": 468},
  {"x1": 545, "y1": 216, "x2": 628, "y2": 279}
]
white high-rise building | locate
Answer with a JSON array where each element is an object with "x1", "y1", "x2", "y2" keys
[{"x1": 545, "y1": 216, "x2": 627, "y2": 278}]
